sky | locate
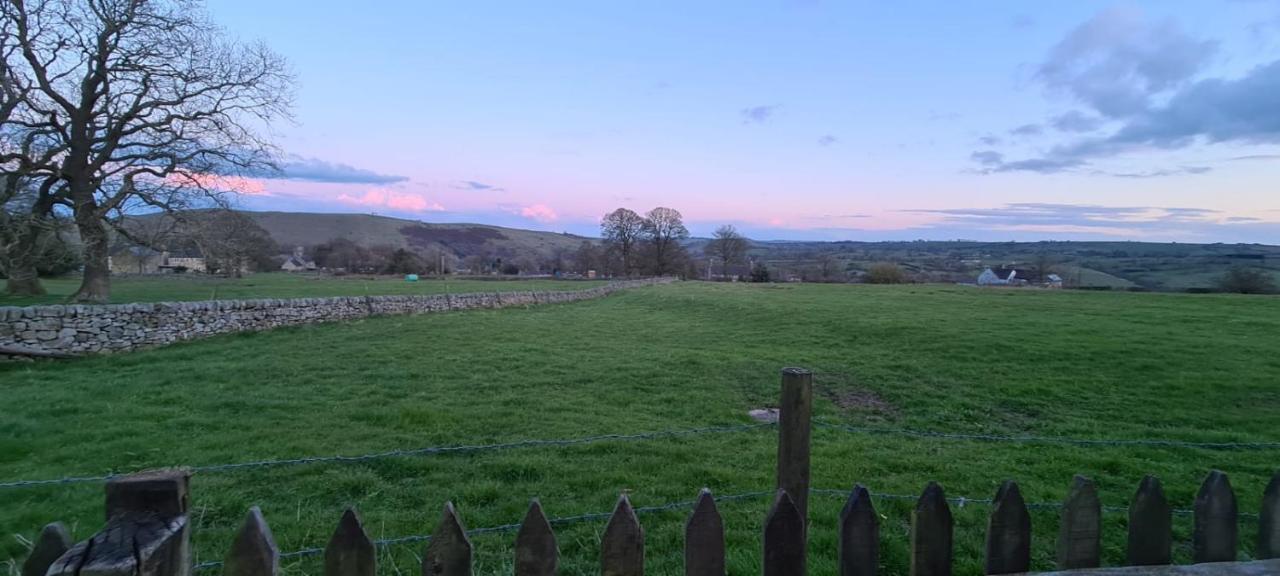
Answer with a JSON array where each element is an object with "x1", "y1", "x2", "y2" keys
[{"x1": 208, "y1": 0, "x2": 1280, "y2": 243}]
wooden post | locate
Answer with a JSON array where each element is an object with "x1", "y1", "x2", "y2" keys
[
  {"x1": 838, "y1": 484, "x2": 879, "y2": 576},
  {"x1": 764, "y1": 490, "x2": 806, "y2": 576},
  {"x1": 685, "y1": 489, "x2": 725, "y2": 576},
  {"x1": 1259, "y1": 471, "x2": 1280, "y2": 560},
  {"x1": 515, "y1": 500, "x2": 557, "y2": 576},
  {"x1": 985, "y1": 480, "x2": 1031, "y2": 575},
  {"x1": 777, "y1": 367, "x2": 812, "y2": 524},
  {"x1": 22, "y1": 523, "x2": 70, "y2": 576},
  {"x1": 325, "y1": 508, "x2": 376, "y2": 576},
  {"x1": 224, "y1": 507, "x2": 278, "y2": 576},
  {"x1": 601, "y1": 494, "x2": 644, "y2": 576},
  {"x1": 911, "y1": 482, "x2": 953, "y2": 576},
  {"x1": 1056, "y1": 475, "x2": 1101, "y2": 570},
  {"x1": 1193, "y1": 470, "x2": 1238, "y2": 564},
  {"x1": 1127, "y1": 475, "x2": 1172, "y2": 566},
  {"x1": 423, "y1": 502, "x2": 472, "y2": 576},
  {"x1": 47, "y1": 470, "x2": 192, "y2": 576}
]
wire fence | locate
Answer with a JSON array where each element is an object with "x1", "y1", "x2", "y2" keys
[
  {"x1": 6, "y1": 418, "x2": 1279, "y2": 491},
  {"x1": 189, "y1": 486, "x2": 1260, "y2": 571}
]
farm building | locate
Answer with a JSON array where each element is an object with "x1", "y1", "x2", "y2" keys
[
  {"x1": 977, "y1": 267, "x2": 1031, "y2": 286},
  {"x1": 280, "y1": 246, "x2": 317, "y2": 272}
]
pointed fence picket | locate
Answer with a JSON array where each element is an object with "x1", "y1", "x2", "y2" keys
[{"x1": 23, "y1": 369, "x2": 1280, "y2": 576}]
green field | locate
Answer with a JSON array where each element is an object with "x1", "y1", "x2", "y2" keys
[
  {"x1": 0, "y1": 274, "x2": 605, "y2": 307},
  {"x1": 3, "y1": 282, "x2": 1279, "y2": 575}
]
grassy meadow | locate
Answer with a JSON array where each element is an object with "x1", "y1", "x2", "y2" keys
[
  {"x1": 0, "y1": 273, "x2": 604, "y2": 307},
  {"x1": 2, "y1": 282, "x2": 1279, "y2": 575}
]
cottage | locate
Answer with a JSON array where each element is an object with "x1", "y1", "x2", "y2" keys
[
  {"x1": 280, "y1": 246, "x2": 317, "y2": 272},
  {"x1": 977, "y1": 267, "x2": 1030, "y2": 286}
]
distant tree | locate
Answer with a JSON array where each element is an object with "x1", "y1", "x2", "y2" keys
[
  {"x1": 600, "y1": 208, "x2": 646, "y2": 276},
  {"x1": 865, "y1": 262, "x2": 908, "y2": 284},
  {"x1": 313, "y1": 238, "x2": 375, "y2": 273},
  {"x1": 749, "y1": 262, "x2": 771, "y2": 283},
  {"x1": 186, "y1": 211, "x2": 276, "y2": 277},
  {"x1": 500, "y1": 262, "x2": 520, "y2": 275},
  {"x1": 641, "y1": 207, "x2": 690, "y2": 276},
  {"x1": 1217, "y1": 267, "x2": 1277, "y2": 294},
  {"x1": 817, "y1": 253, "x2": 840, "y2": 282},
  {"x1": 573, "y1": 241, "x2": 600, "y2": 275},
  {"x1": 705, "y1": 225, "x2": 748, "y2": 279},
  {"x1": 1032, "y1": 252, "x2": 1056, "y2": 283},
  {"x1": 383, "y1": 248, "x2": 423, "y2": 275}
]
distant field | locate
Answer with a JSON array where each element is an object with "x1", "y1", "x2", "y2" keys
[
  {"x1": 0, "y1": 273, "x2": 605, "y2": 306},
  {"x1": 3, "y1": 282, "x2": 1279, "y2": 575}
]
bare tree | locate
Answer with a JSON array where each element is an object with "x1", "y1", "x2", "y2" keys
[
  {"x1": 183, "y1": 210, "x2": 274, "y2": 277},
  {"x1": 600, "y1": 207, "x2": 644, "y2": 276},
  {"x1": 705, "y1": 224, "x2": 747, "y2": 279},
  {"x1": 640, "y1": 206, "x2": 689, "y2": 276},
  {"x1": 3, "y1": 0, "x2": 293, "y2": 301}
]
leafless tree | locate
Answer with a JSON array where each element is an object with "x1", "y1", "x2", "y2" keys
[
  {"x1": 705, "y1": 224, "x2": 747, "y2": 279},
  {"x1": 600, "y1": 207, "x2": 644, "y2": 276},
  {"x1": 2, "y1": 0, "x2": 293, "y2": 301},
  {"x1": 640, "y1": 206, "x2": 689, "y2": 276},
  {"x1": 183, "y1": 210, "x2": 274, "y2": 277}
]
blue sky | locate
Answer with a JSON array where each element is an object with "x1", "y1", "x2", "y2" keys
[{"x1": 209, "y1": 0, "x2": 1280, "y2": 242}]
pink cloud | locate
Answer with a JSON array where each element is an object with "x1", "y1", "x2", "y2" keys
[
  {"x1": 336, "y1": 188, "x2": 444, "y2": 212},
  {"x1": 520, "y1": 203, "x2": 559, "y2": 223},
  {"x1": 171, "y1": 173, "x2": 270, "y2": 196}
]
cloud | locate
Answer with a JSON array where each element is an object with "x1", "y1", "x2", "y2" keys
[
  {"x1": 519, "y1": 204, "x2": 559, "y2": 223},
  {"x1": 970, "y1": 150, "x2": 1004, "y2": 167},
  {"x1": 1009, "y1": 123, "x2": 1044, "y2": 137},
  {"x1": 336, "y1": 188, "x2": 444, "y2": 212},
  {"x1": 1051, "y1": 111, "x2": 1103, "y2": 133},
  {"x1": 902, "y1": 202, "x2": 1280, "y2": 241},
  {"x1": 1093, "y1": 166, "x2": 1212, "y2": 178},
  {"x1": 271, "y1": 156, "x2": 408, "y2": 184},
  {"x1": 977, "y1": 134, "x2": 1003, "y2": 146},
  {"x1": 1035, "y1": 8, "x2": 1217, "y2": 118},
  {"x1": 982, "y1": 59, "x2": 1280, "y2": 172},
  {"x1": 740, "y1": 105, "x2": 778, "y2": 124},
  {"x1": 455, "y1": 180, "x2": 505, "y2": 192},
  {"x1": 1230, "y1": 153, "x2": 1280, "y2": 161},
  {"x1": 817, "y1": 134, "x2": 839, "y2": 146}
]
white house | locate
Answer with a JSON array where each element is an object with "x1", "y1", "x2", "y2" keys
[
  {"x1": 977, "y1": 267, "x2": 1028, "y2": 286},
  {"x1": 280, "y1": 246, "x2": 317, "y2": 272}
]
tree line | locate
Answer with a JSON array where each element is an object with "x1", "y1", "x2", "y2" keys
[{"x1": 1, "y1": 0, "x2": 292, "y2": 301}]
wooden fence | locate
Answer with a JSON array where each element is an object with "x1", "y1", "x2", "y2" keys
[{"x1": 18, "y1": 368, "x2": 1280, "y2": 576}]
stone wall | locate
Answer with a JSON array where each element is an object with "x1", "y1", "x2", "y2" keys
[{"x1": 0, "y1": 278, "x2": 674, "y2": 358}]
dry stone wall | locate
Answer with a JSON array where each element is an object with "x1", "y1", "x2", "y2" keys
[{"x1": 0, "y1": 278, "x2": 674, "y2": 358}]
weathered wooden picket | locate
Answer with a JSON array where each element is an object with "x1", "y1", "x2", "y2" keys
[{"x1": 18, "y1": 368, "x2": 1280, "y2": 576}]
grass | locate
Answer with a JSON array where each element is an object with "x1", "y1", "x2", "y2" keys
[
  {"x1": 2, "y1": 282, "x2": 1279, "y2": 575},
  {"x1": 0, "y1": 273, "x2": 605, "y2": 307}
]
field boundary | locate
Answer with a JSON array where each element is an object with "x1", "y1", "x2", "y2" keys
[{"x1": 0, "y1": 277, "x2": 675, "y2": 358}]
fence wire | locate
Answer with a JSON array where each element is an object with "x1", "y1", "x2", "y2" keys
[
  {"x1": 0, "y1": 423, "x2": 774, "y2": 490},
  {"x1": 191, "y1": 486, "x2": 1260, "y2": 571},
  {"x1": 813, "y1": 420, "x2": 1280, "y2": 451},
  {"x1": 8, "y1": 419, "x2": 1279, "y2": 491}
]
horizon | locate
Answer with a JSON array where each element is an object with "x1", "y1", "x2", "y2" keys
[{"x1": 206, "y1": 1, "x2": 1279, "y2": 244}]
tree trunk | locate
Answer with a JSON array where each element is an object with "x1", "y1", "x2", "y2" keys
[
  {"x1": 4, "y1": 219, "x2": 48, "y2": 296},
  {"x1": 71, "y1": 207, "x2": 111, "y2": 303}
]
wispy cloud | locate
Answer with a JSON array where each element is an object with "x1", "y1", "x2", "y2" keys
[
  {"x1": 817, "y1": 134, "x2": 839, "y2": 147},
  {"x1": 336, "y1": 188, "x2": 444, "y2": 212},
  {"x1": 455, "y1": 180, "x2": 505, "y2": 192},
  {"x1": 519, "y1": 204, "x2": 559, "y2": 223},
  {"x1": 740, "y1": 105, "x2": 778, "y2": 125},
  {"x1": 1009, "y1": 123, "x2": 1044, "y2": 137},
  {"x1": 271, "y1": 156, "x2": 408, "y2": 184}
]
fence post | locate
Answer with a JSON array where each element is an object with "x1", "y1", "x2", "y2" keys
[
  {"x1": 838, "y1": 484, "x2": 878, "y2": 576},
  {"x1": 21, "y1": 523, "x2": 70, "y2": 576},
  {"x1": 47, "y1": 470, "x2": 192, "y2": 576},
  {"x1": 911, "y1": 482, "x2": 953, "y2": 576},
  {"x1": 515, "y1": 500, "x2": 557, "y2": 576},
  {"x1": 423, "y1": 502, "x2": 472, "y2": 576},
  {"x1": 1260, "y1": 471, "x2": 1280, "y2": 560},
  {"x1": 1127, "y1": 475, "x2": 1171, "y2": 566},
  {"x1": 685, "y1": 489, "x2": 725, "y2": 576},
  {"x1": 325, "y1": 508, "x2": 375, "y2": 576},
  {"x1": 601, "y1": 494, "x2": 644, "y2": 576},
  {"x1": 984, "y1": 480, "x2": 1030, "y2": 575},
  {"x1": 777, "y1": 367, "x2": 812, "y2": 525},
  {"x1": 1194, "y1": 470, "x2": 1238, "y2": 564},
  {"x1": 224, "y1": 507, "x2": 278, "y2": 576},
  {"x1": 764, "y1": 490, "x2": 806, "y2": 576},
  {"x1": 1056, "y1": 475, "x2": 1101, "y2": 570}
]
